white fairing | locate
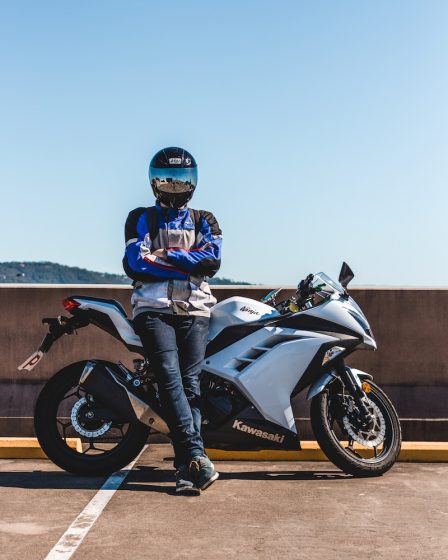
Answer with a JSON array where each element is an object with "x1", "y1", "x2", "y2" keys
[
  {"x1": 208, "y1": 297, "x2": 279, "y2": 341},
  {"x1": 71, "y1": 287, "x2": 374, "y2": 434},
  {"x1": 73, "y1": 296, "x2": 280, "y2": 349},
  {"x1": 203, "y1": 326, "x2": 339, "y2": 432},
  {"x1": 306, "y1": 298, "x2": 376, "y2": 349},
  {"x1": 74, "y1": 299, "x2": 144, "y2": 349}
]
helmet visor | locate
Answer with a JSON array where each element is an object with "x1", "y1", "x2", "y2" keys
[
  {"x1": 149, "y1": 166, "x2": 197, "y2": 207},
  {"x1": 149, "y1": 166, "x2": 198, "y2": 191}
]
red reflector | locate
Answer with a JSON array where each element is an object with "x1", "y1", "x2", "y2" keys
[{"x1": 62, "y1": 298, "x2": 80, "y2": 312}]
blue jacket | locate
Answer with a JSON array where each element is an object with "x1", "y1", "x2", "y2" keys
[{"x1": 123, "y1": 203, "x2": 222, "y2": 283}]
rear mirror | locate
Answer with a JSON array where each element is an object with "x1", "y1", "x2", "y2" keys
[{"x1": 338, "y1": 262, "x2": 354, "y2": 289}]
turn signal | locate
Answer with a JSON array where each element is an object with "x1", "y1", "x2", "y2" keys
[{"x1": 362, "y1": 381, "x2": 371, "y2": 393}]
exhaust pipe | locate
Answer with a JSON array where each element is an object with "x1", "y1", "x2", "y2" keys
[{"x1": 79, "y1": 361, "x2": 169, "y2": 435}]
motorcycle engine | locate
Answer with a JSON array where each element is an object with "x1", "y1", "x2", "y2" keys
[{"x1": 201, "y1": 374, "x2": 247, "y2": 427}]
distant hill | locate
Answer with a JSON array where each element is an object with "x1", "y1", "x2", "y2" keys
[{"x1": 0, "y1": 262, "x2": 250, "y2": 285}]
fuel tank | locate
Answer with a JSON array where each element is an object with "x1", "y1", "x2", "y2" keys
[{"x1": 208, "y1": 296, "x2": 279, "y2": 341}]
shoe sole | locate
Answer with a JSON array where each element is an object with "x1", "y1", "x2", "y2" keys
[
  {"x1": 199, "y1": 471, "x2": 219, "y2": 491},
  {"x1": 176, "y1": 486, "x2": 201, "y2": 496}
]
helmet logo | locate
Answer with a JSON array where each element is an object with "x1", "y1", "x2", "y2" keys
[
  {"x1": 185, "y1": 157, "x2": 191, "y2": 165},
  {"x1": 168, "y1": 157, "x2": 182, "y2": 164}
]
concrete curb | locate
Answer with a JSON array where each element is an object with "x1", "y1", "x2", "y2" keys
[
  {"x1": 0, "y1": 437, "x2": 82, "y2": 458},
  {"x1": 1, "y1": 438, "x2": 447, "y2": 462},
  {"x1": 207, "y1": 441, "x2": 448, "y2": 462}
]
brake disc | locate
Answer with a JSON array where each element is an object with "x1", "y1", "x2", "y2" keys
[
  {"x1": 342, "y1": 398, "x2": 386, "y2": 447},
  {"x1": 70, "y1": 397, "x2": 112, "y2": 438}
]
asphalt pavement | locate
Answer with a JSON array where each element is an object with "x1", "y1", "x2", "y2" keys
[{"x1": 1, "y1": 444, "x2": 447, "y2": 560}]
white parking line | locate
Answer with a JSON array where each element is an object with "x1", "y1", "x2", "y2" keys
[{"x1": 44, "y1": 445, "x2": 148, "y2": 560}]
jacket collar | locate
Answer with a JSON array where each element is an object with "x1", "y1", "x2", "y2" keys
[{"x1": 155, "y1": 201, "x2": 189, "y2": 220}]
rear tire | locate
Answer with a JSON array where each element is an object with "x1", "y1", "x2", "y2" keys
[
  {"x1": 310, "y1": 381, "x2": 401, "y2": 476},
  {"x1": 34, "y1": 361, "x2": 151, "y2": 476}
]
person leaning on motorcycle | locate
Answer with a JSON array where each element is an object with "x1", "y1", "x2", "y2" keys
[{"x1": 122, "y1": 147, "x2": 222, "y2": 494}]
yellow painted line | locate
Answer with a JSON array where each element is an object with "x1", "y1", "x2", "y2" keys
[
  {"x1": 1, "y1": 438, "x2": 447, "y2": 462},
  {"x1": 206, "y1": 441, "x2": 448, "y2": 463},
  {"x1": 0, "y1": 437, "x2": 82, "y2": 458}
]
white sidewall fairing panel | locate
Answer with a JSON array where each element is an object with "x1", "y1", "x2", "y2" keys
[{"x1": 204, "y1": 326, "x2": 338, "y2": 432}]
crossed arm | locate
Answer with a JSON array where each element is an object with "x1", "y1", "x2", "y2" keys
[{"x1": 123, "y1": 208, "x2": 222, "y2": 281}]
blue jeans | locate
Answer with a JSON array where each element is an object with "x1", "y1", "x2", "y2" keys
[{"x1": 133, "y1": 311, "x2": 209, "y2": 468}]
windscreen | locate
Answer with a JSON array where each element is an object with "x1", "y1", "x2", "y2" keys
[{"x1": 312, "y1": 272, "x2": 345, "y2": 295}]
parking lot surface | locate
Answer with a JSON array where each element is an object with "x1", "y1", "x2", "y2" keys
[{"x1": 1, "y1": 444, "x2": 447, "y2": 560}]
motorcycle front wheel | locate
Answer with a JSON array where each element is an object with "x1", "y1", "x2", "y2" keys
[
  {"x1": 34, "y1": 361, "x2": 151, "y2": 476},
  {"x1": 310, "y1": 380, "x2": 402, "y2": 476}
]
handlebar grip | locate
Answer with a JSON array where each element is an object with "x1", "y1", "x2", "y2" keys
[{"x1": 298, "y1": 274, "x2": 314, "y2": 294}]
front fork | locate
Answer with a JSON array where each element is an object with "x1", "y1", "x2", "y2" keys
[{"x1": 334, "y1": 361, "x2": 374, "y2": 429}]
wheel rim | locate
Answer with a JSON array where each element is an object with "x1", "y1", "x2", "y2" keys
[
  {"x1": 342, "y1": 398, "x2": 386, "y2": 448},
  {"x1": 54, "y1": 380, "x2": 132, "y2": 457},
  {"x1": 326, "y1": 384, "x2": 396, "y2": 464}
]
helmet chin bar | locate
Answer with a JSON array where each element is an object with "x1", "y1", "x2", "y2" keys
[{"x1": 154, "y1": 187, "x2": 195, "y2": 209}]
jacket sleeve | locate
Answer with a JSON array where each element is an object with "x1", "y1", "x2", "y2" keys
[
  {"x1": 165, "y1": 210, "x2": 222, "y2": 277},
  {"x1": 122, "y1": 207, "x2": 189, "y2": 281}
]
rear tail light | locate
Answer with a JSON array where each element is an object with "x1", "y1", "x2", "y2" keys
[{"x1": 62, "y1": 298, "x2": 81, "y2": 312}]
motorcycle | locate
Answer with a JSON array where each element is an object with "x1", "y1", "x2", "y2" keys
[{"x1": 19, "y1": 262, "x2": 401, "y2": 477}]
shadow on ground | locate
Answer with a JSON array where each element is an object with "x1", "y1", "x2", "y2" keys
[{"x1": 0, "y1": 464, "x2": 353, "y2": 496}]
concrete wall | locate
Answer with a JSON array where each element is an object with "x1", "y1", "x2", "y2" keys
[{"x1": 1, "y1": 284, "x2": 447, "y2": 440}]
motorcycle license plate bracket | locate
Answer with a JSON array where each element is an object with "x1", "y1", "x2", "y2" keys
[
  {"x1": 17, "y1": 334, "x2": 55, "y2": 370},
  {"x1": 17, "y1": 350, "x2": 45, "y2": 371},
  {"x1": 18, "y1": 316, "x2": 90, "y2": 372}
]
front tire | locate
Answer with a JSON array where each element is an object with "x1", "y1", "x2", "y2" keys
[
  {"x1": 310, "y1": 381, "x2": 402, "y2": 476},
  {"x1": 34, "y1": 361, "x2": 151, "y2": 476}
]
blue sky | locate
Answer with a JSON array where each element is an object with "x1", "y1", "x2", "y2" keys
[{"x1": 1, "y1": 1, "x2": 447, "y2": 285}]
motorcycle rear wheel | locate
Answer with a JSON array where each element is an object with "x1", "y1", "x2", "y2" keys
[
  {"x1": 310, "y1": 381, "x2": 402, "y2": 476},
  {"x1": 34, "y1": 361, "x2": 151, "y2": 476}
]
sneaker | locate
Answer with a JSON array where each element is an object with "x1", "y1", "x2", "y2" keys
[
  {"x1": 189, "y1": 455, "x2": 219, "y2": 491},
  {"x1": 175, "y1": 465, "x2": 200, "y2": 495}
]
